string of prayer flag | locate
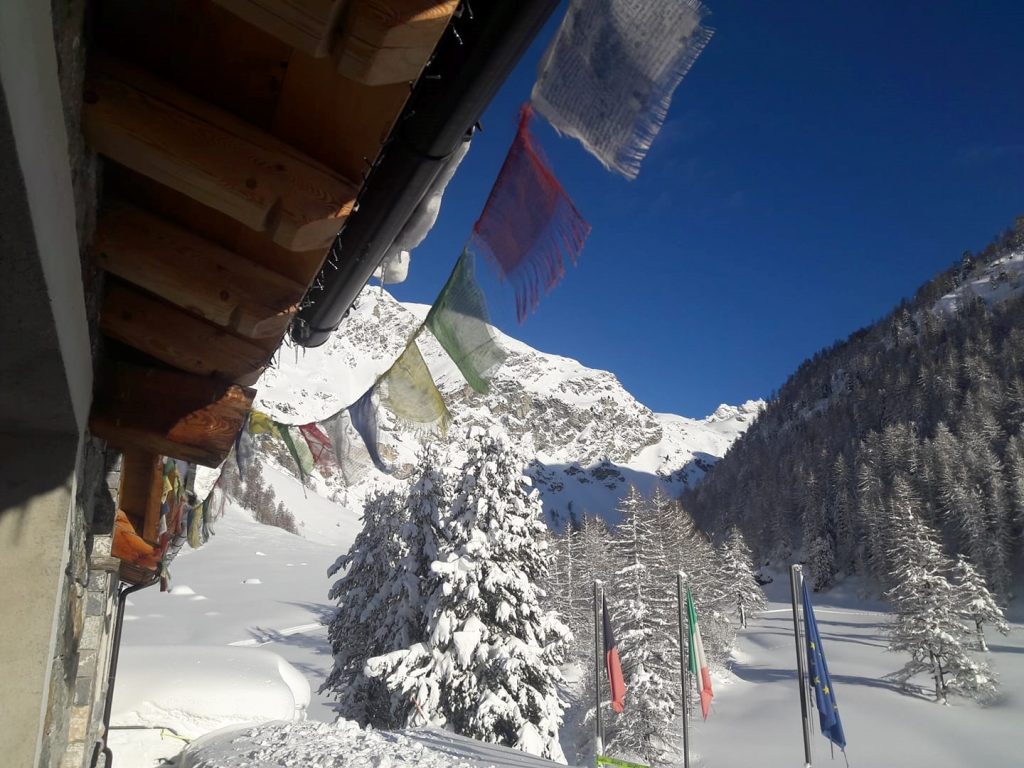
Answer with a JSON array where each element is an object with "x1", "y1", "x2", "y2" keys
[
  {"x1": 470, "y1": 105, "x2": 590, "y2": 322},
  {"x1": 531, "y1": 0, "x2": 713, "y2": 180}
]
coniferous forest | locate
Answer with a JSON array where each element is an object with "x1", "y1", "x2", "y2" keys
[
  {"x1": 687, "y1": 220, "x2": 1024, "y2": 598},
  {"x1": 323, "y1": 431, "x2": 766, "y2": 766}
]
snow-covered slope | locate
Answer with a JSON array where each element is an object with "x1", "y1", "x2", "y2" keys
[
  {"x1": 254, "y1": 288, "x2": 763, "y2": 529},
  {"x1": 935, "y1": 250, "x2": 1024, "y2": 316}
]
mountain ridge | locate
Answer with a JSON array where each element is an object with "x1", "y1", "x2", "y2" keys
[
  {"x1": 244, "y1": 288, "x2": 763, "y2": 538},
  {"x1": 686, "y1": 220, "x2": 1024, "y2": 593}
]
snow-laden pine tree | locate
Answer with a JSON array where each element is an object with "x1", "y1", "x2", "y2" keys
[
  {"x1": 564, "y1": 512, "x2": 613, "y2": 763},
  {"x1": 717, "y1": 526, "x2": 766, "y2": 628},
  {"x1": 950, "y1": 554, "x2": 1009, "y2": 652},
  {"x1": 605, "y1": 487, "x2": 679, "y2": 767},
  {"x1": 885, "y1": 504, "x2": 997, "y2": 703},
  {"x1": 390, "y1": 441, "x2": 453, "y2": 647},
  {"x1": 367, "y1": 428, "x2": 571, "y2": 762},
  {"x1": 322, "y1": 488, "x2": 407, "y2": 724},
  {"x1": 652, "y1": 489, "x2": 734, "y2": 665},
  {"x1": 543, "y1": 523, "x2": 575, "y2": 633}
]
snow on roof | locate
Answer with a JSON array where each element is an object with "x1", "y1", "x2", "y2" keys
[{"x1": 179, "y1": 721, "x2": 581, "y2": 768}]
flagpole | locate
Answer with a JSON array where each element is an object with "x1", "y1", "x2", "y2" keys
[
  {"x1": 790, "y1": 564, "x2": 813, "y2": 768},
  {"x1": 594, "y1": 579, "x2": 604, "y2": 760},
  {"x1": 676, "y1": 572, "x2": 691, "y2": 768}
]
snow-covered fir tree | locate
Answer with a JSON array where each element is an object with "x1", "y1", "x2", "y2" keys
[
  {"x1": 605, "y1": 487, "x2": 679, "y2": 767},
  {"x1": 561, "y1": 512, "x2": 613, "y2": 762},
  {"x1": 391, "y1": 442, "x2": 453, "y2": 644},
  {"x1": 717, "y1": 526, "x2": 767, "y2": 628},
  {"x1": 322, "y1": 488, "x2": 407, "y2": 724},
  {"x1": 651, "y1": 490, "x2": 734, "y2": 665},
  {"x1": 885, "y1": 506, "x2": 997, "y2": 703},
  {"x1": 367, "y1": 428, "x2": 571, "y2": 762},
  {"x1": 949, "y1": 554, "x2": 1009, "y2": 652}
]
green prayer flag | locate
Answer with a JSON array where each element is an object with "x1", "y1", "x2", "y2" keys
[
  {"x1": 597, "y1": 756, "x2": 649, "y2": 768},
  {"x1": 425, "y1": 249, "x2": 508, "y2": 394},
  {"x1": 276, "y1": 422, "x2": 315, "y2": 482},
  {"x1": 188, "y1": 498, "x2": 204, "y2": 549},
  {"x1": 379, "y1": 338, "x2": 450, "y2": 433}
]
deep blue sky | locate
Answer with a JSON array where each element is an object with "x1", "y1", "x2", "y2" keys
[{"x1": 389, "y1": 0, "x2": 1024, "y2": 417}]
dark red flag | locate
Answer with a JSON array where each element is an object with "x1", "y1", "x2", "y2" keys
[
  {"x1": 298, "y1": 423, "x2": 333, "y2": 467},
  {"x1": 603, "y1": 595, "x2": 627, "y2": 713},
  {"x1": 470, "y1": 104, "x2": 590, "y2": 322}
]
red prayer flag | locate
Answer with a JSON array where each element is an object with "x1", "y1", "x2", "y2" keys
[
  {"x1": 298, "y1": 423, "x2": 334, "y2": 467},
  {"x1": 470, "y1": 104, "x2": 590, "y2": 322},
  {"x1": 603, "y1": 595, "x2": 627, "y2": 713}
]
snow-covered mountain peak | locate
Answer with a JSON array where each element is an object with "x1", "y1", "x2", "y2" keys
[
  {"x1": 704, "y1": 400, "x2": 766, "y2": 425},
  {"x1": 253, "y1": 288, "x2": 761, "y2": 532}
]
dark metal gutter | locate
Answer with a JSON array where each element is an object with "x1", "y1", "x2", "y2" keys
[
  {"x1": 91, "y1": 576, "x2": 159, "y2": 768},
  {"x1": 291, "y1": 0, "x2": 561, "y2": 347}
]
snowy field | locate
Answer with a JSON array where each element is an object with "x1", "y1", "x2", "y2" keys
[
  {"x1": 110, "y1": 504, "x2": 350, "y2": 764},
  {"x1": 114, "y1": 507, "x2": 1023, "y2": 767},
  {"x1": 697, "y1": 579, "x2": 1023, "y2": 768}
]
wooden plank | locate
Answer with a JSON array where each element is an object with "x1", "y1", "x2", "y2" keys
[
  {"x1": 273, "y1": 51, "x2": 409, "y2": 181},
  {"x1": 119, "y1": 560, "x2": 158, "y2": 585},
  {"x1": 104, "y1": 163, "x2": 327, "y2": 287},
  {"x1": 90, "y1": 361, "x2": 255, "y2": 467},
  {"x1": 95, "y1": 0, "x2": 293, "y2": 130},
  {"x1": 118, "y1": 449, "x2": 163, "y2": 544},
  {"x1": 335, "y1": 0, "x2": 457, "y2": 85},
  {"x1": 100, "y1": 280, "x2": 270, "y2": 384},
  {"x1": 95, "y1": 202, "x2": 303, "y2": 339},
  {"x1": 83, "y1": 56, "x2": 358, "y2": 251},
  {"x1": 211, "y1": 0, "x2": 346, "y2": 56}
]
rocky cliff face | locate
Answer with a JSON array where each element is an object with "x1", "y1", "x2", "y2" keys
[{"x1": 251, "y1": 289, "x2": 763, "y2": 531}]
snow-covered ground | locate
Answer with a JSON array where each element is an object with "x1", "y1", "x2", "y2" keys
[
  {"x1": 180, "y1": 721, "x2": 580, "y2": 768},
  {"x1": 110, "y1": 504, "x2": 351, "y2": 764},
  {"x1": 936, "y1": 251, "x2": 1024, "y2": 316},
  {"x1": 697, "y1": 578, "x2": 1023, "y2": 768},
  {"x1": 114, "y1": 504, "x2": 1023, "y2": 767}
]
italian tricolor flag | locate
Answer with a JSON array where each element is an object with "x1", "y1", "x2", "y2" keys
[{"x1": 687, "y1": 588, "x2": 714, "y2": 720}]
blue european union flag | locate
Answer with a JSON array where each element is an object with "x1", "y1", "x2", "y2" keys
[{"x1": 802, "y1": 581, "x2": 847, "y2": 751}]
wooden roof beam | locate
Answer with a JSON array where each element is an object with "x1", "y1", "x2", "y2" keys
[
  {"x1": 336, "y1": 0, "x2": 459, "y2": 85},
  {"x1": 83, "y1": 55, "x2": 358, "y2": 252},
  {"x1": 94, "y1": 201, "x2": 304, "y2": 339},
  {"x1": 100, "y1": 280, "x2": 269, "y2": 385},
  {"x1": 211, "y1": 0, "x2": 347, "y2": 57},
  {"x1": 208, "y1": 0, "x2": 456, "y2": 85},
  {"x1": 90, "y1": 361, "x2": 255, "y2": 467}
]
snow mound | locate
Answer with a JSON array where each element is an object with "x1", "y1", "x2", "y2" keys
[
  {"x1": 180, "y1": 721, "x2": 578, "y2": 768},
  {"x1": 112, "y1": 646, "x2": 309, "y2": 739}
]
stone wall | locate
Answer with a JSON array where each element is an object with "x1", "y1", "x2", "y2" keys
[
  {"x1": 38, "y1": 443, "x2": 122, "y2": 768},
  {"x1": 37, "y1": 2, "x2": 116, "y2": 766}
]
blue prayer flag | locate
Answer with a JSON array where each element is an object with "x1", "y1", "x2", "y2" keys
[
  {"x1": 802, "y1": 580, "x2": 847, "y2": 751},
  {"x1": 348, "y1": 387, "x2": 388, "y2": 473},
  {"x1": 235, "y1": 412, "x2": 255, "y2": 476}
]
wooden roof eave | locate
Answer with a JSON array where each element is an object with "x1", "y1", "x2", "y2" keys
[{"x1": 83, "y1": 0, "x2": 459, "y2": 469}]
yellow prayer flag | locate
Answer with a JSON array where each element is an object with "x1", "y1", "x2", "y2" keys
[{"x1": 379, "y1": 338, "x2": 450, "y2": 433}]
